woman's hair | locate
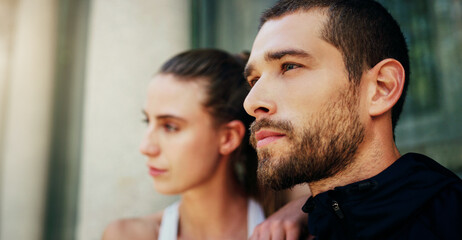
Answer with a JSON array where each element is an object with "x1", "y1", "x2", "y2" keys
[{"x1": 158, "y1": 49, "x2": 259, "y2": 199}]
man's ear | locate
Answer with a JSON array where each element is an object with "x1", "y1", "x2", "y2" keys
[
  {"x1": 219, "y1": 120, "x2": 246, "y2": 155},
  {"x1": 367, "y1": 58, "x2": 405, "y2": 117}
]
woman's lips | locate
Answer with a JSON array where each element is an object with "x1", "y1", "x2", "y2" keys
[
  {"x1": 148, "y1": 166, "x2": 167, "y2": 177},
  {"x1": 255, "y1": 130, "x2": 286, "y2": 148}
]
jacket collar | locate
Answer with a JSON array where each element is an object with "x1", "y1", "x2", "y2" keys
[{"x1": 303, "y1": 153, "x2": 461, "y2": 239}]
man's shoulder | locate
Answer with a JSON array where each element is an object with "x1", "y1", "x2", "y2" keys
[
  {"x1": 373, "y1": 153, "x2": 462, "y2": 239},
  {"x1": 427, "y1": 179, "x2": 462, "y2": 216},
  {"x1": 102, "y1": 213, "x2": 162, "y2": 240},
  {"x1": 399, "y1": 181, "x2": 462, "y2": 239},
  {"x1": 397, "y1": 153, "x2": 462, "y2": 186}
]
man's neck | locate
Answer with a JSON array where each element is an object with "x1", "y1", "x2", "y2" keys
[{"x1": 309, "y1": 136, "x2": 401, "y2": 197}]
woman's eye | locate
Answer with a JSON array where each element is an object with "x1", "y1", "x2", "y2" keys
[
  {"x1": 282, "y1": 63, "x2": 300, "y2": 73},
  {"x1": 142, "y1": 110, "x2": 149, "y2": 124},
  {"x1": 164, "y1": 123, "x2": 179, "y2": 132}
]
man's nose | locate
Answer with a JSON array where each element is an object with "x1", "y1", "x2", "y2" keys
[{"x1": 243, "y1": 77, "x2": 277, "y2": 120}]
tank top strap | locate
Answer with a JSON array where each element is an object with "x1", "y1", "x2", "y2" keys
[
  {"x1": 158, "y1": 199, "x2": 265, "y2": 239},
  {"x1": 247, "y1": 198, "x2": 266, "y2": 237},
  {"x1": 158, "y1": 201, "x2": 180, "y2": 240}
]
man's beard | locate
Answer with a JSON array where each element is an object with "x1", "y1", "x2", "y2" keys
[{"x1": 250, "y1": 85, "x2": 365, "y2": 190}]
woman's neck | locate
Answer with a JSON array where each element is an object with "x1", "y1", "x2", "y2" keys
[{"x1": 177, "y1": 158, "x2": 249, "y2": 240}]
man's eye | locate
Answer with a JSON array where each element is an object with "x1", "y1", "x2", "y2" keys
[
  {"x1": 248, "y1": 77, "x2": 259, "y2": 87},
  {"x1": 282, "y1": 63, "x2": 300, "y2": 73}
]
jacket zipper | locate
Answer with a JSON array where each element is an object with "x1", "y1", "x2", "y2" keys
[
  {"x1": 332, "y1": 200, "x2": 352, "y2": 239},
  {"x1": 332, "y1": 200, "x2": 345, "y2": 219}
]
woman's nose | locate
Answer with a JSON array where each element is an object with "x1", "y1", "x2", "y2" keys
[{"x1": 139, "y1": 130, "x2": 160, "y2": 157}]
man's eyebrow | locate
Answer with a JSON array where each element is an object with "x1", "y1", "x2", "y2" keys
[
  {"x1": 265, "y1": 49, "x2": 313, "y2": 61},
  {"x1": 244, "y1": 49, "x2": 313, "y2": 79},
  {"x1": 244, "y1": 63, "x2": 254, "y2": 79}
]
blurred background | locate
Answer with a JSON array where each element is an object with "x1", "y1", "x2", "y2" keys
[{"x1": 0, "y1": 0, "x2": 461, "y2": 239}]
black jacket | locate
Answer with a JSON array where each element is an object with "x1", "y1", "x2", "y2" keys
[{"x1": 302, "y1": 153, "x2": 462, "y2": 239}]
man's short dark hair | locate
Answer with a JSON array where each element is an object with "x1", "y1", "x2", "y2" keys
[{"x1": 261, "y1": 0, "x2": 410, "y2": 133}]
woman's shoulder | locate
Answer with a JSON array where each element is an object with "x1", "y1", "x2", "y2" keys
[{"x1": 102, "y1": 212, "x2": 163, "y2": 240}]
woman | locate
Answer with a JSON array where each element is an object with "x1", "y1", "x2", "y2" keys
[{"x1": 103, "y1": 49, "x2": 265, "y2": 239}]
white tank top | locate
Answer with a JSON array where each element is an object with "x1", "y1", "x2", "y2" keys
[{"x1": 158, "y1": 199, "x2": 265, "y2": 240}]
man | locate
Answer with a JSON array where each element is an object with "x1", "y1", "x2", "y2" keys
[{"x1": 244, "y1": 0, "x2": 462, "y2": 239}]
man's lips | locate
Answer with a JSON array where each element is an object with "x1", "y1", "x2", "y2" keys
[{"x1": 255, "y1": 130, "x2": 286, "y2": 148}]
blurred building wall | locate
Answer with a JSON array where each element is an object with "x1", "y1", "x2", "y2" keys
[
  {"x1": 1, "y1": 0, "x2": 190, "y2": 239},
  {"x1": 76, "y1": 0, "x2": 189, "y2": 239},
  {"x1": 0, "y1": 0, "x2": 57, "y2": 239}
]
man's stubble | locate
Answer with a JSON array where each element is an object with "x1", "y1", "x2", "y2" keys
[{"x1": 250, "y1": 84, "x2": 365, "y2": 190}]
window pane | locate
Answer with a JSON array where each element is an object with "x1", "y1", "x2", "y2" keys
[
  {"x1": 378, "y1": 0, "x2": 462, "y2": 173},
  {"x1": 192, "y1": 0, "x2": 278, "y2": 52}
]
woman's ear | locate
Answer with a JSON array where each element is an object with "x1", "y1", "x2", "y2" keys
[
  {"x1": 367, "y1": 58, "x2": 405, "y2": 117},
  {"x1": 219, "y1": 120, "x2": 246, "y2": 155}
]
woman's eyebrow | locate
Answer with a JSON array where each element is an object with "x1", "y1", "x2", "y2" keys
[{"x1": 156, "y1": 114, "x2": 186, "y2": 123}]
